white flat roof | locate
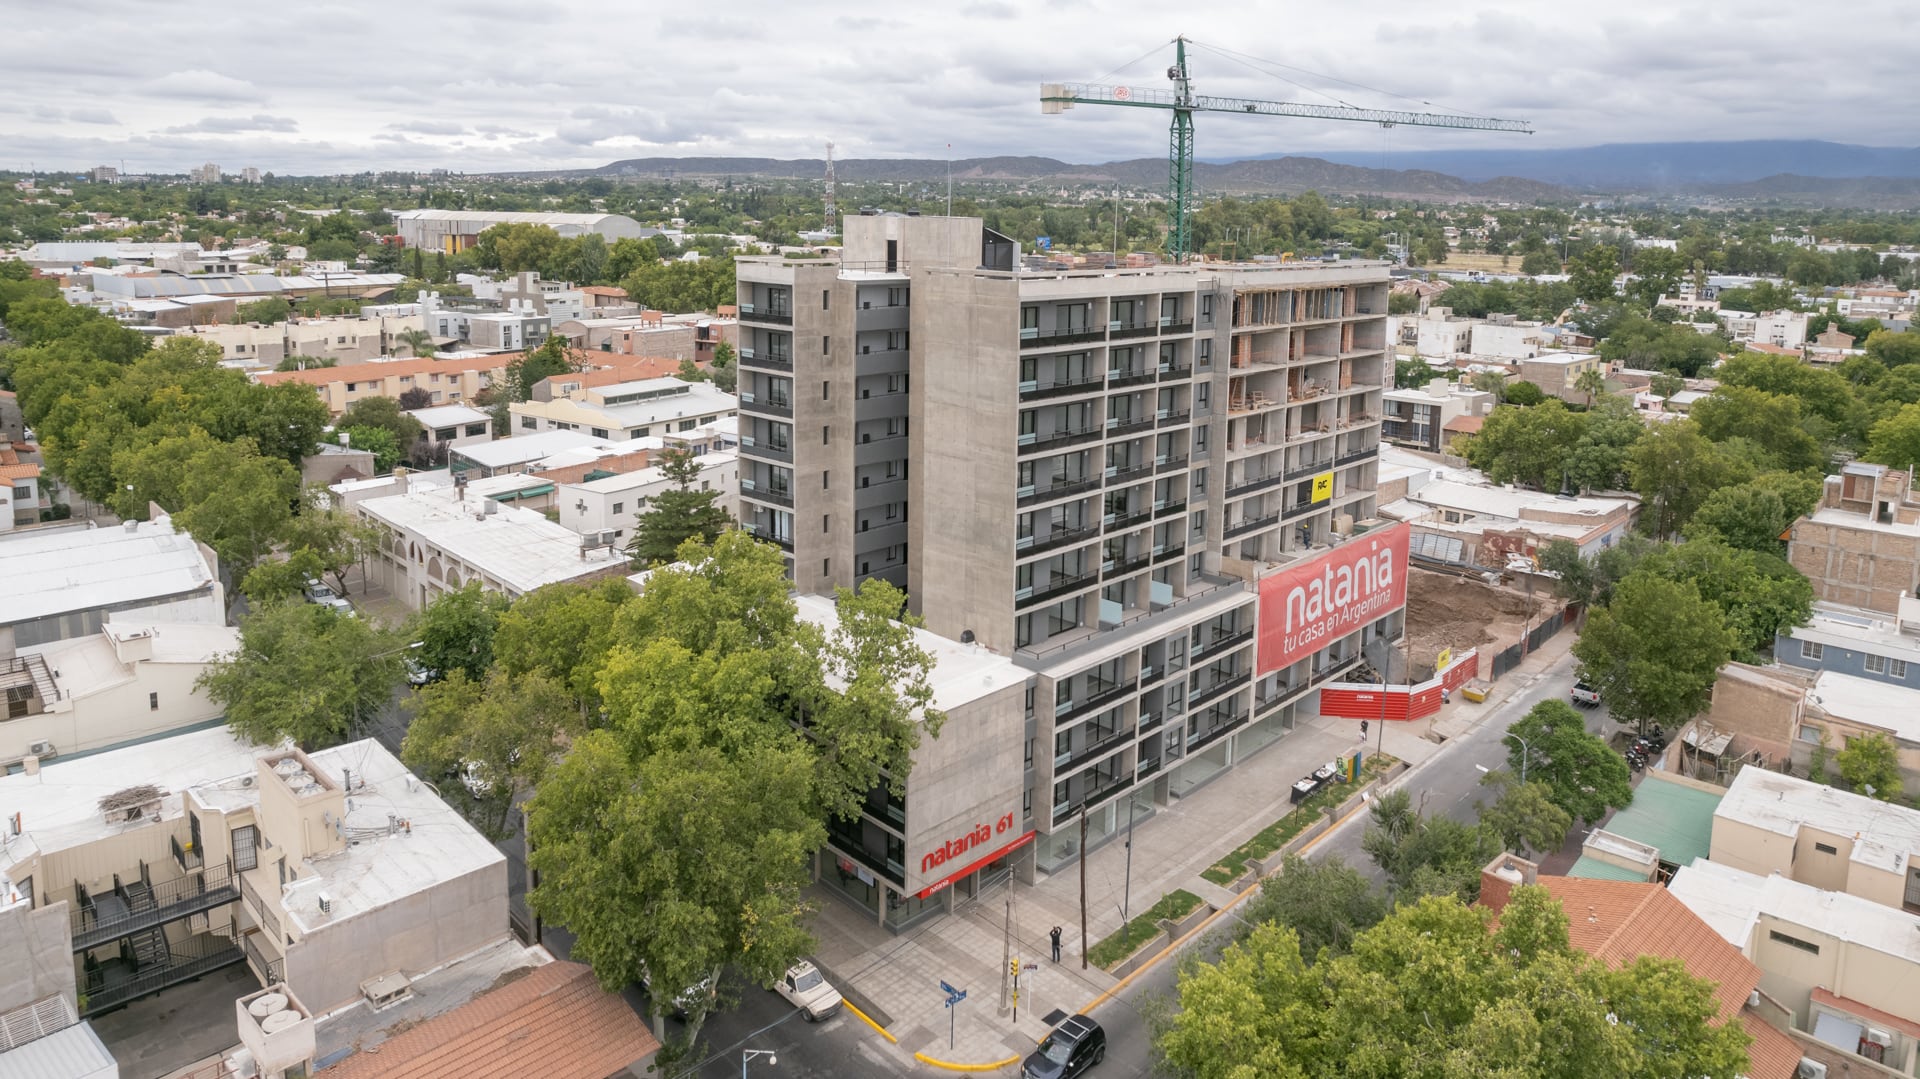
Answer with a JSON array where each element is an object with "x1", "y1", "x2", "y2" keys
[
  {"x1": 1717, "y1": 766, "x2": 1920, "y2": 877},
  {"x1": 356, "y1": 487, "x2": 626, "y2": 594},
  {"x1": 0, "y1": 727, "x2": 267, "y2": 873},
  {"x1": 407, "y1": 404, "x2": 490, "y2": 428},
  {"x1": 0, "y1": 1019, "x2": 117, "y2": 1079},
  {"x1": 789, "y1": 593, "x2": 1023, "y2": 713},
  {"x1": 453, "y1": 430, "x2": 618, "y2": 469},
  {"x1": 565, "y1": 451, "x2": 732, "y2": 495},
  {"x1": 1669, "y1": 858, "x2": 1920, "y2": 966},
  {"x1": 22, "y1": 621, "x2": 239, "y2": 699},
  {"x1": 1788, "y1": 604, "x2": 1920, "y2": 665},
  {"x1": 0, "y1": 518, "x2": 217, "y2": 626},
  {"x1": 1808, "y1": 505, "x2": 1920, "y2": 537},
  {"x1": 1808, "y1": 670, "x2": 1920, "y2": 743}
]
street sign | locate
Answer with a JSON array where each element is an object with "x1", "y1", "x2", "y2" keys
[
  {"x1": 944, "y1": 989, "x2": 968, "y2": 1008},
  {"x1": 939, "y1": 980, "x2": 960, "y2": 997}
]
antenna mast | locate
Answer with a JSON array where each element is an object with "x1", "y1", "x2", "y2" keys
[{"x1": 824, "y1": 141, "x2": 837, "y2": 232}]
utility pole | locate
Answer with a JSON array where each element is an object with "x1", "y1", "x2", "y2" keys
[
  {"x1": 999, "y1": 895, "x2": 1012, "y2": 1013},
  {"x1": 1078, "y1": 809, "x2": 1089, "y2": 970}
]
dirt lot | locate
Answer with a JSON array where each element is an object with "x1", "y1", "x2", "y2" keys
[{"x1": 1403, "y1": 567, "x2": 1560, "y2": 673}]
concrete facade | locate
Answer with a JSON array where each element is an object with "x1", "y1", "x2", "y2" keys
[
  {"x1": 1516, "y1": 351, "x2": 1606, "y2": 402},
  {"x1": 508, "y1": 376, "x2": 735, "y2": 444},
  {"x1": 1707, "y1": 767, "x2": 1920, "y2": 913},
  {"x1": 256, "y1": 353, "x2": 509, "y2": 416},
  {"x1": 1380, "y1": 379, "x2": 1495, "y2": 453},
  {"x1": 554, "y1": 450, "x2": 737, "y2": 543},
  {"x1": 1789, "y1": 463, "x2": 1920, "y2": 614}
]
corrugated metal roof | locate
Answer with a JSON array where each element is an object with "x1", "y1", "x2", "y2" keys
[{"x1": 0, "y1": 1022, "x2": 117, "y2": 1079}]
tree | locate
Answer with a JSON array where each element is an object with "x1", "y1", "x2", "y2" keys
[
  {"x1": 232, "y1": 297, "x2": 292, "y2": 325},
  {"x1": 1597, "y1": 316, "x2": 1724, "y2": 379},
  {"x1": 1361, "y1": 788, "x2": 1504, "y2": 902},
  {"x1": 1683, "y1": 472, "x2": 1820, "y2": 555},
  {"x1": 1470, "y1": 369, "x2": 1508, "y2": 401},
  {"x1": 198, "y1": 600, "x2": 407, "y2": 747},
  {"x1": 1649, "y1": 371, "x2": 1685, "y2": 401},
  {"x1": 1158, "y1": 889, "x2": 1752, "y2": 1079},
  {"x1": 344, "y1": 425, "x2": 402, "y2": 473},
  {"x1": 708, "y1": 340, "x2": 738, "y2": 394},
  {"x1": 1569, "y1": 245, "x2": 1619, "y2": 305},
  {"x1": 173, "y1": 438, "x2": 302, "y2": 575},
  {"x1": 410, "y1": 581, "x2": 509, "y2": 683},
  {"x1": 337, "y1": 395, "x2": 425, "y2": 448},
  {"x1": 493, "y1": 578, "x2": 634, "y2": 715},
  {"x1": 403, "y1": 668, "x2": 582, "y2": 836},
  {"x1": 1503, "y1": 701, "x2": 1633, "y2": 826},
  {"x1": 627, "y1": 446, "x2": 734, "y2": 566},
  {"x1": 275, "y1": 354, "x2": 335, "y2": 372},
  {"x1": 1519, "y1": 250, "x2": 1560, "y2": 276},
  {"x1": 1627, "y1": 247, "x2": 1685, "y2": 313},
  {"x1": 1239, "y1": 855, "x2": 1385, "y2": 964},
  {"x1": 1504, "y1": 379, "x2": 1548, "y2": 407},
  {"x1": 1864, "y1": 329, "x2": 1920, "y2": 369},
  {"x1": 396, "y1": 327, "x2": 436, "y2": 359},
  {"x1": 1866, "y1": 401, "x2": 1920, "y2": 471},
  {"x1": 1460, "y1": 399, "x2": 1587, "y2": 489},
  {"x1": 1628, "y1": 420, "x2": 1747, "y2": 539},
  {"x1": 1835, "y1": 732, "x2": 1901, "y2": 800},
  {"x1": 277, "y1": 490, "x2": 379, "y2": 596},
  {"x1": 396, "y1": 386, "x2": 433, "y2": 411},
  {"x1": 238, "y1": 549, "x2": 326, "y2": 605},
  {"x1": 1573, "y1": 367, "x2": 1609, "y2": 408},
  {"x1": 1476, "y1": 769, "x2": 1575, "y2": 856},
  {"x1": 1689, "y1": 386, "x2": 1821, "y2": 472},
  {"x1": 1574, "y1": 574, "x2": 1737, "y2": 734},
  {"x1": 1394, "y1": 356, "x2": 1439, "y2": 390},
  {"x1": 1562, "y1": 397, "x2": 1645, "y2": 492},
  {"x1": 501, "y1": 336, "x2": 579, "y2": 402}
]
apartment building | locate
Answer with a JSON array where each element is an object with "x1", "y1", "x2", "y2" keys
[
  {"x1": 0, "y1": 517, "x2": 224, "y2": 661},
  {"x1": 1709, "y1": 767, "x2": 1920, "y2": 913},
  {"x1": 183, "y1": 311, "x2": 430, "y2": 369},
  {"x1": 404, "y1": 404, "x2": 493, "y2": 450},
  {"x1": 0, "y1": 728, "x2": 507, "y2": 1026},
  {"x1": 1517, "y1": 351, "x2": 1607, "y2": 403},
  {"x1": 554, "y1": 450, "x2": 737, "y2": 543},
  {"x1": 255, "y1": 353, "x2": 512, "y2": 416},
  {"x1": 1380, "y1": 379, "x2": 1495, "y2": 453},
  {"x1": 1789, "y1": 463, "x2": 1920, "y2": 614},
  {"x1": 392, "y1": 210, "x2": 653, "y2": 254},
  {"x1": 736, "y1": 214, "x2": 1405, "y2": 881},
  {"x1": 508, "y1": 376, "x2": 735, "y2": 443}
]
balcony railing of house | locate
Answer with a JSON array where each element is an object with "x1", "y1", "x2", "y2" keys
[
  {"x1": 1104, "y1": 505, "x2": 1153, "y2": 532},
  {"x1": 1018, "y1": 424, "x2": 1104, "y2": 456},
  {"x1": 1155, "y1": 498, "x2": 1188, "y2": 520},
  {"x1": 1336, "y1": 444, "x2": 1377, "y2": 466},
  {"x1": 1020, "y1": 374, "x2": 1106, "y2": 402},
  {"x1": 71, "y1": 860, "x2": 238, "y2": 953},
  {"x1": 1015, "y1": 570, "x2": 1097, "y2": 610},
  {"x1": 1188, "y1": 671, "x2": 1251, "y2": 710},
  {"x1": 243, "y1": 930, "x2": 284, "y2": 986},
  {"x1": 1053, "y1": 773, "x2": 1130, "y2": 823},
  {"x1": 1105, "y1": 461, "x2": 1154, "y2": 487},
  {"x1": 1194, "y1": 627, "x2": 1254, "y2": 662},
  {"x1": 1021, "y1": 325, "x2": 1105, "y2": 348},
  {"x1": 1224, "y1": 513, "x2": 1280, "y2": 540},
  {"x1": 170, "y1": 834, "x2": 201, "y2": 873},
  {"x1": 1156, "y1": 454, "x2": 1190, "y2": 474},
  {"x1": 742, "y1": 525, "x2": 795, "y2": 553},
  {"x1": 1158, "y1": 361, "x2": 1194, "y2": 379},
  {"x1": 1227, "y1": 472, "x2": 1285, "y2": 499},
  {"x1": 1018, "y1": 475, "x2": 1100, "y2": 507},
  {"x1": 739, "y1": 479, "x2": 794, "y2": 508},
  {"x1": 80, "y1": 929, "x2": 245, "y2": 1017},
  {"x1": 1185, "y1": 710, "x2": 1250, "y2": 754},
  {"x1": 1107, "y1": 369, "x2": 1158, "y2": 389},
  {"x1": 239, "y1": 872, "x2": 282, "y2": 945},
  {"x1": 1109, "y1": 319, "x2": 1160, "y2": 341},
  {"x1": 1156, "y1": 409, "x2": 1191, "y2": 428},
  {"x1": 1019, "y1": 524, "x2": 1099, "y2": 558},
  {"x1": 737, "y1": 303, "x2": 793, "y2": 325},
  {"x1": 1103, "y1": 552, "x2": 1152, "y2": 579},
  {"x1": 1057, "y1": 729, "x2": 1133, "y2": 775},
  {"x1": 739, "y1": 349, "x2": 792, "y2": 372},
  {"x1": 1105, "y1": 415, "x2": 1156, "y2": 438}
]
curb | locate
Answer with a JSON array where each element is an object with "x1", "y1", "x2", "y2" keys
[
  {"x1": 845, "y1": 1001, "x2": 897, "y2": 1044},
  {"x1": 911, "y1": 1052, "x2": 1022, "y2": 1072}
]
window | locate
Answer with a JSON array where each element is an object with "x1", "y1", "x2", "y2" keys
[
  {"x1": 232, "y1": 825, "x2": 259, "y2": 872},
  {"x1": 822, "y1": 289, "x2": 831, "y2": 310},
  {"x1": 611, "y1": 502, "x2": 624, "y2": 515},
  {"x1": 1798, "y1": 723, "x2": 1824, "y2": 744},
  {"x1": 148, "y1": 692, "x2": 158, "y2": 711},
  {"x1": 591, "y1": 427, "x2": 609, "y2": 439},
  {"x1": 521, "y1": 416, "x2": 536, "y2": 430},
  {"x1": 823, "y1": 559, "x2": 831, "y2": 576},
  {"x1": 823, "y1": 514, "x2": 831, "y2": 533},
  {"x1": 823, "y1": 426, "x2": 831, "y2": 445},
  {"x1": 823, "y1": 336, "x2": 831, "y2": 354},
  {"x1": 823, "y1": 380, "x2": 830, "y2": 400},
  {"x1": 1895, "y1": 659, "x2": 1910, "y2": 679},
  {"x1": 1814, "y1": 842, "x2": 1838, "y2": 855},
  {"x1": 1865, "y1": 653, "x2": 1887, "y2": 674},
  {"x1": 1767, "y1": 930, "x2": 1819, "y2": 955},
  {"x1": 1801, "y1": 640, "x2": 1824, "y2": 661},
  {"x1": 822, "y1": 471, "x2": 830, "y2": 489}
]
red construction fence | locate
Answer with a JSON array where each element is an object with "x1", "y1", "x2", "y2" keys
[{"x1": 1317, "y1": 649, "x2": 1481, "y2": 722}]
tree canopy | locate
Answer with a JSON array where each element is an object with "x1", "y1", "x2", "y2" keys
[
  {"x1": 198, "y1": 600, "x2": 407, "y2": 748},
  {"x1": 1573, "y1": 574, "x2": 1737, "y2": 733},
  {"x1": 626, "y1": 446, "x2": 735, "y2": 566},
  {"x1": 1504, "y1": 701, "x2": 1633, "y2": 826}
]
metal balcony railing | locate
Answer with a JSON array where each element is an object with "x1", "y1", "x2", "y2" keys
[
  {"x1": 81, "y1": 931, "x2": 245, "y2": 1017},
  {"x1": 243, "y1": 930, "x2": 284, "y2": 986},
  {"x1": 239, "y1": 872, "x2": 281, "y2": 945},
  {"x1": 71, "y1": 860, "x2": 238, "y2": 953}
]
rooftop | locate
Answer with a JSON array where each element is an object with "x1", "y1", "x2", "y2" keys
[
  {"x1": 1807, "y1": 669, "x2": 1920, "y2": 742},
  {"x1": 1716, "y1": 766, "x2": 1920, "y2": 877},
  {"x1": 0, "y1": 727, "x2": 266, "y2": 874},
  {"x1": 0, "y1": 517, "x2": 218, "y2": 627},
  {"x1": 257, "y1": 352, "x2": 520, "y2": 389},
  {"x1": 1669, "y1": 857, "x2": 1920, "y2": 968},
  {"x1": 1785, "y1": 602, "x2": 1920, "y2": 664},
  {"x1": 452, "y1": 430, "x2": 620, "y2": 470},
  {"x1": 22, "y1": 621, "x2": 239, "y2": 701},
  {"x1": 1583, "y1": 771, "x2": 1724, "y2": 868},
  {"x1": 564, "y1": 451, "x2": 732, "y2": 495},
  {"x1": 355, "y1": 485, "x2": 627, "y2": 594},
  {"x1": 405, "y1": 404, "x2": 491, "y2": 428},
  {"x1": 791, "y1": 593, "x2": 1024, "y2": 713}
]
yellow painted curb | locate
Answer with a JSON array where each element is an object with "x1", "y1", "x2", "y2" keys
[
  {"x1": 1077, "y1": 788, "x2": 1382, "y2": 1017},
  {"x1": 911, "y1": 1051, "x2": 1022, "y2": 1072},
  {"x1": 845, "y1": 1001, "x2": 896, "y2": 1044}
]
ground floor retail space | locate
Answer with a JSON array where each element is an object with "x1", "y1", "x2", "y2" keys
[{"x1": 816, "y1": 831, "x2": 1039, "y2": 935}]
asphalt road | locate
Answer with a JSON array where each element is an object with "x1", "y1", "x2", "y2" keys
[{"x1": 1085, "y1": 646, "x2": 1607, "y2": 1077}]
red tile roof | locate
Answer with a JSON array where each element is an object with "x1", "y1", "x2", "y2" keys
[
  {"x1": 258, "y1": 353, "x2": 523, "y2": 388},
  {"x1": 579, "y1": 286, "x2": 628, "y2": 297},
  {"x1": 1811, "y1": 987, "x2": 1920, "y2": 1040},
  {"x1": 320, "y1": 961, "x2": 657, "y2": 1079},
  {"x1": 1443, "y1": 415, "x2": 1485, "y2": 434},
  {"x1": 0, "y1": 462, "x2": 42, "y2": 482}
]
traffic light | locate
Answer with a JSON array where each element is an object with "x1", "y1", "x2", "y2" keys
[{"x1": 1010, "y1": 957, "x2": 1021, "y2": 977}]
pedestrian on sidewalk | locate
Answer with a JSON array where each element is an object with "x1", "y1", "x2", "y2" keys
[{"x1": 1049, "y1": 925, "x2": 1062, "y2": 963}]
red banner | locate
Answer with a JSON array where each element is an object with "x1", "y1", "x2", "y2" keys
[
  {"x1": 915, "y1": 830, "x2": 1035, "y2": 900},
  {"x1": 1317, "y1": 650, "x2": 1480, "y2": 722},
  {"x1": 1257, "y1": 523, "x2": 1412, "y2": 675}
]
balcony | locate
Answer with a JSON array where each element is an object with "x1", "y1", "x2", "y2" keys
[
  {"x1": 1057, "y1": 729, "x2": 1133, "y2": 776},
  {"x1": 738, "y1": 435, "x2": 793, "y2": 463},
  {"x1": 1157, "y1": 409, "x2": 1191, "y2": 428},
  {"x1": 1282, "y1": 498, "x2": 1320, "y2": 521},
  {"x1": 738, "y1": 303, "x2": 793, "y2": 326},
  {"x1": 1104, "y1": 506, "x2": 1152, "y2": 531},
  {"x1": 1223, "y1": 512, "x2": 1280, "y2": 540},
  {"x1": 1021, "y1": 374, "x2": 1105, "y2": 402},
  {"x1": 1227, "y1": 472, "x2": 1285, "y2": 498},
  {"x1": 740, "y1": 349, "x2": 793, "y2": 372},
  {"x1": 1336, "y1": 445, "x2": 1376, "y2": 466},
  {"x1": 1137, "y1": 710, "x2": 1166, "y2": 736},
  {"x1": 1109, "y1": 319, "x2": 1159, "y2": 341},
  {"x1": 1022, "y1": 325, "x2": 1105, "y2": 349},
  {"x1": 1103, "y1": 552, "x2": 1151, "y2": 579},
  {"x1": 1105, "y1": 415, "x2": 1155, "y2": 438},
  {"x1": 243, "y1": 930, "x2": 284, "y2": 985},
  {"x1": 71, "y1": 860, "x2": 239, "y2": 954},
  {"x1": 1053, "y1": 773, "x2": 1131, "y2": 823},
  {"x1": 1055, "y1": 677, "x2": 1139, "y2": 725},
  {"x1": 1185, "y1": 710, "x2": 1250, "y2": 754},
  {"x1": 743, "y1": 525, "x2": 795, "y2": 553},
  {"x1": 1285, "y1": 457, "x2": 1333, "y2": 482},
  {"x1": 1018, "y1": 424, "x2": 1104, "y2": 457},
  {"x1": 738, "y1": 392, "x2": 793, "y2": 419},
  {"x1": 1156, "y1": 454, "x2": 1189, "y2": 474},
  {"x1": 1151, "y1": 542, "x2": 1186, "y2": 563},
  {"x1": 1105, "y1": 462, "x2": 1154, "y2": 488},
  {"x1": 1018, "y1": 524, "x2": 1099, "y2": 558},
  {"x1": 1194, "y1": 627, "x2": 1254, "y2": 662},
  {"x1": 1155, "y1": 499, "x2": 1188, "y2": 519},
  {"x1": 1015, "y1": 569, "x2": 1097, "y2": 609},
  {"x1": 1018, "y1": 475, "x2": 1100, "y2": 507},
  {"x1": 1107, "y1": 369, "x2": 1157, "y2": 389},
  {"x1": 739, "y1": 479, "x2": 794, "y2": 508},
  {"x1": 1158, "y1": 362, "x2": 1194, "y2": 380},
  {"x1": 1163, "y1": 319, "x2": 1194, "y2": 335},
  {"x1": 239, "y1": 872, "x2": 282, "y2": 944},
  {"x1": 81, "y1": 931, "x2": 246, "y2": 1018}
]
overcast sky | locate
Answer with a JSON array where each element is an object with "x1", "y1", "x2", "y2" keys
[{"x1": 3, "y1": 0, "x2": 1911, "y2": 176}]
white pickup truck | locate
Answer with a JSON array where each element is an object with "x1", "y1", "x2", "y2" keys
[
  {"x1": 1571, "y1": 682, "x2": 1602, "y2": 708},
  {"x1": 773, "y1": 961, "x2": 843, "y2": 1022}
]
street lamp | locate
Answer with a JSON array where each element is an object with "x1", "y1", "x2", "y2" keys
[{"x1": 742, "y1": 1049, "x2": 777, "y2": 1077}]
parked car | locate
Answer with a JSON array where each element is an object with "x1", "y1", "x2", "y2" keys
[
  {"x1": 1571, "y1": 681, "x2": 1602, "y2": 708},
  {"x1": 640, "y1": 968, "x2": 716, "y2": 1020},
  {"x1": 1024, "y1": 1015, "x2": 1105, "y2": 1079},
  {"x1": 772, "y1": 960, "x2": 842, "y2": 1021},
  {"x1": 406, "y1": 659, "x2": 438, "y2": 686},
  {"x1": 302, "y1": 578, "x2": 354, "y2": 616}
]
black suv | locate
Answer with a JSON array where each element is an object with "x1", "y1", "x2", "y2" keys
[{"x1": 1023, "y1": 1015, "x2": 1106, "y2": 1079}]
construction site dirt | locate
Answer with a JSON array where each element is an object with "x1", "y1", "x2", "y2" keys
[{"x1": 1402, "y1": 566, "x2": 1561, "y2": 676}]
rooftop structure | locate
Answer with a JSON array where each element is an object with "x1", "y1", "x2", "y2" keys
[
  {"x1": 1711, "y1": 766, "x2": 1920, "y2": 911},
  {"x1": 1376, "y1": 447, "x2": 1637, "y2": 566},
  {"x1": 1569, "y1": 771, "x2": 1725, "y2": 882},
  {"x1": 392, "y1": 210, "x2": 653, "y2": 254},
  {"x1": 447, "y1": 430, "x2": 622, "y2": 477},
  {"x1": 0, "y1": 517, "x2": 223, "y2": 658},
  {"x1": 508, "y1": 376, "x2": 737, "y2": 444},
  {"x1": 1789, "y1": 463, "x2": 1920, "y2": 614}
]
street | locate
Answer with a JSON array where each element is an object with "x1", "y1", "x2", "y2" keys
[{"x1": 1084, "y1": 646, "x2": 1603, "y2": 1078}]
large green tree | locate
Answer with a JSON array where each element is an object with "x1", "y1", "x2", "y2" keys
[
  {"x1": 1503, "y1": 701, "x2": 1633, "y2": 826},
  {"x1": 1835, "y1": 733, "x2": 1901, "y2": 800},
  {"x1": 1683, "y1": 472, "x2": 1822, "y2": 555},
  {"x1": 1460, "y1": 399, "x2": 1588, "y2": 489},
  {"x1": 403, "y1": 668, "x2": 581, "y2": 836},
  {"x1": 1239, "y1": 855, "x2": 1386, "y2": 964},
  {"x1": 1627, "y1": 420, "x2": 1747, "y2": 539},
  {"x1": 1574, "y1": 574, "x2": 1737, "y2": 734},
  {"x1": 493, "y1": 577, "x2": 634, "y2": 715},
  {"x1": 277, "y1": 489, "x2": 380, "y2": 596},
  {"x1": 173, "y1": 438, "x2": 302, "y2": 574},
  {"x1": 1361, "y1": 789, "x2": 1505, "y2": 903},
  {"x1": 1158, "y1": 889, "x2": 1752, "y2": 1079},
  {"x1": 626, "y1": 446, "x2": 735, "y2": 566},
  {"x1": 198, "y1": 600, "x2": 407, "y2": 747},
  {"x1": 1866, "y1": 401, "x2": 1920, "y2": 470},
  {"x1": 408, "y1": 580, "x2": 509, "y2": 683},
  {"x1": 1638, "y1": 540, "x2": 1813, "y2": 661},
  {"x1": 1476, "y1": 769, "x2": 1576, "y2": 856},
  {"x1": 1688, "y1": 386, "x2": 1821, "y2": 472}
]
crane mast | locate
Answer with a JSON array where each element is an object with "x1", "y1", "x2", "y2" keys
[{"x1": 1042, "y1": 36, "x2": 1532, "y2": 263}]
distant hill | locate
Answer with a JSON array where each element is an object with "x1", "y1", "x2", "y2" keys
[
  {"x1": 564, "y1": 154, "x2": 1567, "y2": 202},
  {"x1": 1246, "y1": 140, "x2": 1920, "y2": 188}
]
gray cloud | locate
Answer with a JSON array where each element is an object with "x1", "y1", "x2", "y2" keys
[
  {"x1": 1, "y1": 0, "x2": 1916, "y2": 174},
  {"x1": 164, "y1": 114, "x2": 299, "y2": 135}
]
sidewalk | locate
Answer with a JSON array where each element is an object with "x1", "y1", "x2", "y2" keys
[{"x1": 811, "y1": 629, "x2": 1582, "y2": 1069}]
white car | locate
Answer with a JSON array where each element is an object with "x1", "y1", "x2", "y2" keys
[
  {"x1": 302, "y1": 578, "x2": 354, "y2": 616},
  {"x1": 773, "y1": 961, "x2": 843, "y2": 1022}
]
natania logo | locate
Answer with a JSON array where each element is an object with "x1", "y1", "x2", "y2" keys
[
  {"x1": 1283, "y1": 540, "x2": 1397, "y2": 632},
  {"x1": 1256, "y1": 522, "x2": 1411, "y2": 676}
]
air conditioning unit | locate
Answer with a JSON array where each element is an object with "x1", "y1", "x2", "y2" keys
[
  {"x1": 1865, "y1": 1029, "x2": 1893, "y2": 1048},
  {"x1": 28, "y1": 741, "x2": 52, "y2": 757},
  {"x1": 1797, "y1": 1059, "x2": 1828, "y2": 1079}
]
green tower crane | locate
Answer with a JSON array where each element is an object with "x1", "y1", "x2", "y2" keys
[{"x1": 1041, "y1": 37, "x2": 1533, "y2": 263}]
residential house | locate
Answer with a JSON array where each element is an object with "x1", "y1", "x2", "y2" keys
[
  {"x1": 1405, "y1": 306, "x2": 1479, "y2": 359},
  {"x1": 351, "y1": 478, "x2": 632, "y2": 610},
  {"x1": 1788, "y1": 463, "x2": 1920, "y2": 615},
  {"x1": 1376, "y1": 446, "x2": 1638, "y2": 567},
  {"x1": 1565, "y1": 770, "x2": 1727, "y2": 883},
  {"x1": 1466, "y1": 317, "x2": 1547, "y2": 361},
  {"x1": 403, "y1": 404, "x2": 493, "y2": 451},
  {"x1": 391, "y1": 210, "x2": 653, "y2": 254},
  {"x1": 446, "y1": 430, "x2": 623, "y2": 479},
  {"x1": 1379, "y1": 379, "x2": 1495, "y2": 453},
  {"x1": 0, "y1": 439, "x2": 47, "y2": 530},
  {"x1": 4, "y1": 619, "x2": 239, "y2": 767},
  {"x1": 299, "y1": 442, "x2": 378, "y2": 488},
  {"x1": 555, "y1": 450, "x2": 737, "y2": 544},
  {"x1": 0, "y1": 728, "x2": 509, "y2": 1027},
  {"x1": 0, "y1": 517, "x2": 223, "y2": 661},
  {"x1": 1797, "y1": 671, "x2": 1920, "y2": 797},
  {"x1": 1777, "y1": 599, "x2": 1920, "y2": 691},
  {"x1": 507, "y1": 376, "x2": 736, "y2": 443},
  {"x1": 1708, "y1": 767, "x2": 1920, "y2": 913},
  {"x1": 532, "y1": 355, "x2": 686, "y2": 401},
  {"x1": 255, "y1": 353, "x2": 516, "y2": 417},
  {"x1": 1516, "y1": 351, "x2": 1608, "y2": 403},
  {"x1": 1479, "y1": 856, "x2": 1801, "y2": 1079},
  {"x1": 182, "y1": 311, "x2": 430, "y2": 369}
]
